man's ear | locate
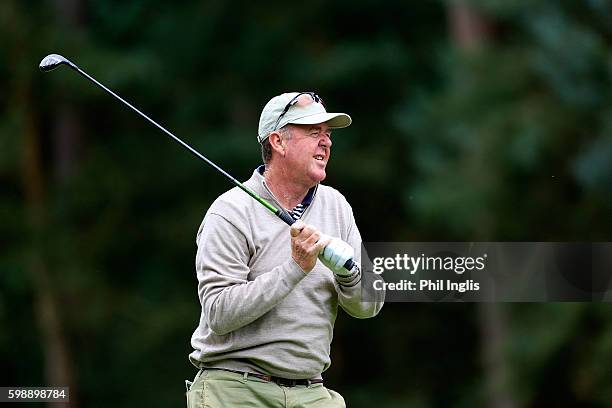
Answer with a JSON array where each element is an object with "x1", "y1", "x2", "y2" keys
[{"x1": 268, "y1": 131, "x2": 286, "y2": 157}]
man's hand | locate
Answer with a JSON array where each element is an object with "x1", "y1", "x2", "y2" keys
[
  {"x1": 290, "y1": 220, "x2": 331, "y2": 273},
  {"x1": 318, "y1": 237, "x2": 355, "y2": 276}
]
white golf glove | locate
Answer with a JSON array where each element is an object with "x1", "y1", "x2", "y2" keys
[{"x1": 318, "y1": 236, "x2": 355, "y2": 276}]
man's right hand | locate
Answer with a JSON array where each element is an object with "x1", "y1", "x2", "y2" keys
[{"x1": 290, "y1": 220, "x2": 331, "y2": 273}]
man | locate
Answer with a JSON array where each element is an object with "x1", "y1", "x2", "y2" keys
[{"x1": 186, "y1": 92, "x2": 384, "y2": 407}]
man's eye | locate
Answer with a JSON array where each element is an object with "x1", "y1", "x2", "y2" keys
[{"x1": 310, "y1": 130, "x2": 331, "y2": 138}]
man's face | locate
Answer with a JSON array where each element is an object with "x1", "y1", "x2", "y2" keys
[{"x1": 283, "y1": 123, "x2": 333, "y2": 187}]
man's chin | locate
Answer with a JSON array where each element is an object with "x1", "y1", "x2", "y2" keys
[{"x1": 311, "y1": 170, "x2": 326, "y2": 184}]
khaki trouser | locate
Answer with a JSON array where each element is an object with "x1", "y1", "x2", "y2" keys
[{"x1": 186, "y1": 369, "x2": 346, "y2": 408}]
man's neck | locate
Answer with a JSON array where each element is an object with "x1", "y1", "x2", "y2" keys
[{"x1": 263, "y1": 165, "x2": 312, "y2": 210}]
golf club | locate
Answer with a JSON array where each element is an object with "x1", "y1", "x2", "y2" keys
[{"x1": 39, "y1": 53, "x2": 355, "y2": 272}]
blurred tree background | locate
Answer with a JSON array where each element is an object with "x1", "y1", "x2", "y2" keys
[{"x1": 1, "y1": 0, "x2": 611, "y2": 407}]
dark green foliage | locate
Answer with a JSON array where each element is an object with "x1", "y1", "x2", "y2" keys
[{"x1": 1, "y1": 1, "x2": 611, "y2": 406}]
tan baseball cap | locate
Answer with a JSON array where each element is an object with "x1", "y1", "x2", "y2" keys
[{"x1": 257, "y1": 92, "x2": 352, "y2": 143}]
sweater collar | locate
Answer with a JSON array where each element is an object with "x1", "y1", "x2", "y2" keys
[{"x1": 250, "y1": 165, "x2": 318, "y2": 209}]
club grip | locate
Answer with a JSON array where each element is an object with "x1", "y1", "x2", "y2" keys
[
  {"x1": 276, "y1": 209, "x2": 295, "y2": 226},
  {"x1": 278, "y1": 209, "x2": 354, "y2": 272}
]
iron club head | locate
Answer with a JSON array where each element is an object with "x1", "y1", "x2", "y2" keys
[{"x1": 39, "y1": 54, "x2": 72, "y2": 72}]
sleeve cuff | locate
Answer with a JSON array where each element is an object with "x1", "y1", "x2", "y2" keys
[
  {"x1": 335, "y1": 266, "x2": 361, "y2": 288},
  {"x1": 286, "y1": 258, "x2": 310, "y2": 281}
]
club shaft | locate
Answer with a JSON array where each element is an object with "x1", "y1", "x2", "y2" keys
[{"x1": 70, "y1": 64, "x2": 282, "y2": 217}]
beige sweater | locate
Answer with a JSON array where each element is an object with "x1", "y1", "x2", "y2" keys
[{"x1": 189, "y1": 167, "x2": 384, "y2": 379}]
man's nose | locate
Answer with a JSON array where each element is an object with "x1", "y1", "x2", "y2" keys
[{"x1": 319, "y1": 133, "x2": 332, "y2": 148}]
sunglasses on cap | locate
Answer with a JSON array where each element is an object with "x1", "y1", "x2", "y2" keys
[{"x1": 272, "y1": 92, "x2": 325, "y2": 131}]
